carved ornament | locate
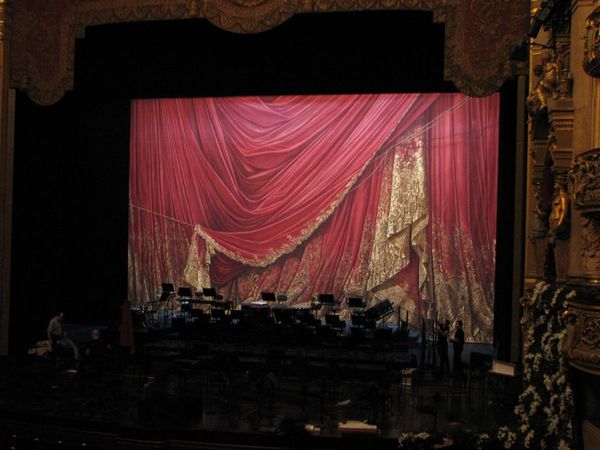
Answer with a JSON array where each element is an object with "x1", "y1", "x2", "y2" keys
[
  {"x1": 529, "y1": 181, "x2": 549, "y2": 242},
  {"x1": 0, "y1": 0, "x2": 12, "y2": 42},
  {"x1": 583, "y1": 5, "x2": 600, "y2": 78},
  {"x1": 566, "y1": 301, "x2": 600, "y2": 375},
  {"x1": 580, "y1": 217, "x2": 600, "y2": 274},
  {"x1": 569, "y1": 149, "x2": 600, "y2": 213},
  {"x1": 9, "y1": 0, "x2": 529, "y2": 105},
  {"x1": 527, "y1": 51, "x2": 561, "y2": 116}
]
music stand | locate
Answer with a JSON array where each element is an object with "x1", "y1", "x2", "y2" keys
[
  {"x1": 161, "y1": 283, "x2": 175, "y2": 294},
  {"x1": 159, "y1": 283, "x2": 175, "y2": 327},
  {"x1": 319, "y1": 294, "x2": 335, "y2": 305},
  {"x1": 261, "y1": 292, "x2": 276, "y2": 302},
  {"x1": 365, "y1": 299, "x2": 393, "y2": 325},
  {"x1": 276, "y1": 294, "x2": 288, "y2": 303},
  {"x1": 202, "y1": 287, "x2": 217, "y2": 298},
  {"x1": 348, "y1": 297, "x2": 365, "y2": 308},
  {"x1": 177, "y1": 287, "x2": 192, "y2": 298}
]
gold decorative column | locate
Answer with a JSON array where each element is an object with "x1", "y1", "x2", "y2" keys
[
  {"x1": 547, "y1": 98, "x2": 575, "y2": 281},
  {"x1": 0, "y1": 0, "x2": 13, "y2": 356},
  {"x1": 525, "y1": 27, "x2": 574, "y2": 285},
  {"x1": 563, "y1": 0, "x2": 600, "y2": 377}
]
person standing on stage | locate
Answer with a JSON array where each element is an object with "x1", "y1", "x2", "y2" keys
[
  {"x1": 450, "y1": 320, "x2": 465, "y2": 373},
  {"x1": 47, "y1": 312, "x2": 79, "y2": 361},
  {"x1": 85, "y1": 328, "x2": 109, "y2": 376},
  {"x1": 437, "y1": 319, "x2": 450, "y2": 374}
]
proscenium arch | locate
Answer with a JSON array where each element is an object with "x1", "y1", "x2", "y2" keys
[{"x1": 8, "y1": 0, "x2": 529, "y2": 105}]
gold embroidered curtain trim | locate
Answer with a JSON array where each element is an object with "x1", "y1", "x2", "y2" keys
[
  {"x1": 366, "y1": 136, "x2": 429, "y2": 324},
  {"x1": 367, "y1": 138, "x2": 428, "y2": 287},
  {"x1": 430, "y1": 220, "x2": 495, "y2": 343}
]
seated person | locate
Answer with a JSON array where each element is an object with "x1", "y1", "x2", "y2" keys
[{"x1": 47, "y1": 312, "x2": 79, "y2": 361}]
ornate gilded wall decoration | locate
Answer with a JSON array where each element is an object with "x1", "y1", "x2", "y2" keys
[
  {"x1": 569, "y1": 149, "x2": 600, "y2": 212},
  {"x1": 565, "y1": 296, "x2": 600, "y2": 374},
  {"x1": 580, "y1": 217, "x2": 600, "y2": 274},
  {"x1": 583, "y1": 5, "x2": 600, "y2": 78},
  {"x1": 527, "y1": 51, "x2": 561, "y2": 115},
  {"x1": 9, "y1": 0, "x2": 529, "y2": 105},
  {"x1": 529, "y1": 182, "x2": 549, "y2": 242},
  {"x1": 555, "y1": 40, "x2": 573, "y2": 98},
  {"x1": 548, "y1": 173, "x2": 570, "y2": 245},
  {"x1": 580, "y1": 314, "x2": 600, "y2": 351}
]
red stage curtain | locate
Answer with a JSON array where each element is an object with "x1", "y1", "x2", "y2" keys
[
  {"x1": 128, "y1": 93, "x2": 499, "y2": 341},
  {"x1": 129, "y1": 94, "x2": 437, "y2": 291},
  {"x1": 425, "y1": 93, "x2": 499, "y2": 342}
]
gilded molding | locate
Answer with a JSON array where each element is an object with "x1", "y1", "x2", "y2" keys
[
  {"x1": 9, "y1": 0, "x2": 528, "y2": 105},
  {"x1": 583, "y1": 5, "x2": 600, "y2": 78},
  {"x1": 200, "y1": 1, "x2": 440, "y2": 34},
  {"x1": 569, "y1": 148, "x2": 600, "y2": 211},
  {"x1": 551, "y1": 119, "x2": 575, "y2": 129},
  {"x1": 568, "y1": 276, "x2": 600, "y2": 287},
  {"x1": 0, "y1": 0, "x2": 12, "y2": 42},
  {"x1": 565, "y1": 301, "x2": 600, "y2": 373},
  {"x1": 580, "y1": 216, "x2": 600, "y2": 274},
  {"x1": 200, "y1": 0, "x2": 298, "y2": 34}
]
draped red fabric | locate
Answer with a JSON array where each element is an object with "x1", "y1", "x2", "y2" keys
[
  {"x1": 128, "y1": 93, "x2": 500, "y2": 341},
  {"x1": 130, "y1": 94, "x2": 437, "y2": 286},
  {"x1": 214, "y1": 149, "x2": 392, "y2": 302},
  {"x1": 425, "y1": 93, "x2": 499, "y2": 341},
  {"x1": 202, "y1": 145, "x2": 387, "y2": 287}
]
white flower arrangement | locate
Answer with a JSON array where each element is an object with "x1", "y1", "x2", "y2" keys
[
  {"x1": 524, "y1": 430, "x2": 534, "y2": 448},
  {"x1": 398, "y1": 431, "x2": 432, "y2": 448},
  {"x1": 515, "y1": 282, "x2": 578, "y2": 449},
  {"x1": 558, "y1": 439, "x2": 571, "y2": 450},
  {"x1": 497, "y1": 426, "x2": 517, "y2": 448}
]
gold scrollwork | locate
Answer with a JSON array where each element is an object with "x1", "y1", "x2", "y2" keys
[
  {"x1": 569, "y1": 149, "x2": 600, "y2": 211},
  {"x1": 565, "y1": 304, "x2": 600, "y2": 372},
  {"x1": 584, "y1": 5, "x2": 600, "y2": 78},
  {"x1": 527, "y1": 51, "x2": 561, "y2": 116},
  {"x1": 0, "y1": 0, "x2": 12, "y2": 42}
]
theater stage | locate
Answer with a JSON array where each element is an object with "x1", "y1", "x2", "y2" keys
[{"x1": 0, "y1": 324, "x2": 515, "y2": 450}]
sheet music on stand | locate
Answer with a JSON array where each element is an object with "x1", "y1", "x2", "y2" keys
[{"x1": 490, "y1": 360, "x2": 517, "y2": 377}]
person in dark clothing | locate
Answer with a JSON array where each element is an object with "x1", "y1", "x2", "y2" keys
[
  {"x1": 437, "y1": 319, "x2": 450, "y2": 374},
  {"x1": 450, "y1": 320, "x2": 465, "y2": 373},
  {"x1": 85, "y1": 329, "x2": 110, "y2": 376}
]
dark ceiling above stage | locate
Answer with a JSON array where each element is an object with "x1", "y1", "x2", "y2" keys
[{"x1": 74, "y1": 10, "x2": 452, "y2": 98}]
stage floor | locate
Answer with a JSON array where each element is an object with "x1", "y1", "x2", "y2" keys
[{"x1": 0, "y1": 333, "x2": 517, "y2": 449}]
